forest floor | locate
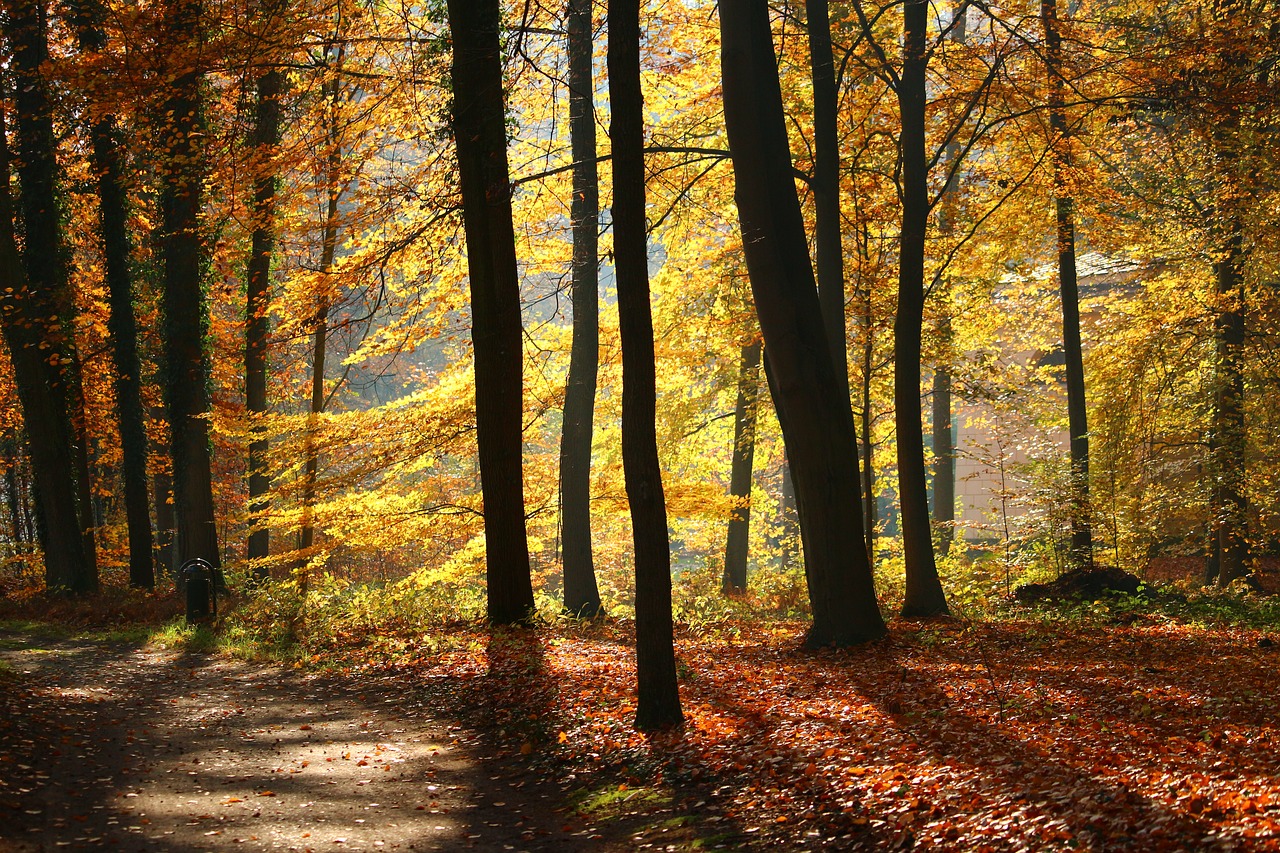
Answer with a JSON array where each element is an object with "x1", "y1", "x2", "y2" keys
[
  {"x1": 0, "y1": 626, "x2": 673, "y2": 853},
  {"x1": 1, "y1": 612, "x2": 1279, "y2": 851}
]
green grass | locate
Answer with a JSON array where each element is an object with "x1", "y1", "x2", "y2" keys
[{"x1": 571, "y1": 782, "x2": 668, "y2": 816}]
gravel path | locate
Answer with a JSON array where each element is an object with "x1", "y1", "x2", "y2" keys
[{"x1": 0, "y1": 631, "x2": 587, "y2": 852}]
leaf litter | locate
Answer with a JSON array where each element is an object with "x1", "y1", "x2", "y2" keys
[{"x1": 1, "y1": 617, "x2": 1277, "y2": 851}]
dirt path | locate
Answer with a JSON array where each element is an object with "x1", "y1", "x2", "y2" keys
[{"x1": 0, "y1": 631, "x2": 606, "y2": 853}]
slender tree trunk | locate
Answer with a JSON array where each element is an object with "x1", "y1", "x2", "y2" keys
[
  {"x1": 896, "y1": 0, "x2": 949, "y2": 616},
  {"x1": 931, "y1": 6, "x2": 966, "y2": 559},
  {"x1": 559, "y1": 0, "x2": 602, "y2": 617},
  {"x1": 299, "y1": 50, "x2": 344, "y2": 568},
  {"x1": 70, "y1": 384, "x2": 98, "y2": 588},
  {"x1": 161, "y1": 0, "x2": 221, "y2": 574},
  {"x1": 18, "y1": 448, "x2": 35, "y2": 546},
  {"x1": 720, "y1": 0, "x2": 885, "y2": 647},
  {"x1": 722, "y1": 338, "x2": 761, "y2": 593},
  {"x1": 3, "y1": 436, "x2": 21, "y2": 546},
  {"x1": 3, "y1": 4, "x2": 97, "y2": 594},
  {"x1": 1212, "y1": 225, "x2": 1247, "y2": 584},
  {"x1": 446, "y1": 0, "x2": 535, "y2": 624},
  {"x1": 1042, "y1": 0, "x2": 1092, "y2": 569},
  {"x1": 609, "y1": 0, "x2": 683, "y2": 731},
  {"x1": 245, "y1": 38, "x2": 285, "y2": 572},
  {"x1": 855, "y1": 228, "x2": 877, "y2": 562},
  {"x1": 66, "y1": 0, "x2": 156, "y2": 588},
  {"x1": 151, "y1": 407, "x2": 177, "y2": 578},
  {"x1": 806, "y1": 0, "x2": 849, "y2": 398}
]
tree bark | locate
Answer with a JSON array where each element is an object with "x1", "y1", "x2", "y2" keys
[
  {"x1": 722, "y1": 338, "x2": 761, "y2": 593},
  {"x1": 1042, "y1": 0, "x2": 1092, "y2": 569},
  {"x1": 160, "y1": 0, "x2": 222, "y2": 574},
  {"x1": 299, "y1": 43, "x2": 345, "y2": 571},
  {"x1": 66, "y1": 0, "x2": 156, "y2": 588},
  {"x1": 896, "y1": 0, "x2": 949, "y2": 616},
  {"x1": 559, "y1": 0, "x2": 602, "y2": 618},
  {"x1": 245, "y1": 6, "x2": 286, "y2": 573},
  {"x1": 1211, "y1": 225, "x2": 1247, "y2": 584},
  {"x1": 931, "y1": 5, "x2": 966, "y2": 559},
  {"x1": 3, "y1": 436, "x2": 21, "y2": 547},
  {"x1": 446, "y1": 0, "x2": 535, "y2": 624},
  {"x1": 151, "y1": 406, "x2": 177, "y2": 578},
  {"x1": 720, "y1": 0, "x2": 885, "y2": 647},
  {"x1": 610, "y1": 0, "x2": 683, "y2": 731},
  {"x1": 805, "y1": 0, "x2": 849, "y2": 399},
  {"x1": 3, "y1": 2, "x2": 97, "y2": 594}
]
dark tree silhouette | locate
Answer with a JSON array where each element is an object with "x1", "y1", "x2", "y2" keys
[
  {"x1": 720, "y1": 0, "x2": 885, "y2": 647},
  {"x1": 446, "y1": 0, "x2": 535, "y2": 623}
]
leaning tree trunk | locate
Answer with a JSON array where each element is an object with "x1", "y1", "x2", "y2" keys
[
  {"x1": 160, "y1": 0, "x2": 222, "y2": 573},
  {"x1": 4, "y1": 1, "x2": 97, "y2": 594},
  {"x1": 559, "y1": 0, "x2": 603, "y2": 617},
  {"x1": 722, "y1": 337, "x2": 762, "y2": 593},
  {"x1": 896, "y1": 0, "x2": 949, "y2": 617},
  {"x1": 244, "y1": 5, "x2": 286, "y2": 574},
  {"x1": 67, "y1": 0, "x2": 156, "y2": 588},
  {"x1": 720, "y1": 0, "x2": 885, "y2": 647},
  {"x1": 1042, "y1": 0, "x2": 1092, "y2": 569},
  {"x1": 610, "y1": 0, "x2": 683, "y2": 731},
  {"x1": 446, "y1": 0, "x2": 535, "y2": 624}
]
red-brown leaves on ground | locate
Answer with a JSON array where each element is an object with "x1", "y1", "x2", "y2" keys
[{"x1": 382, "y1": 618, "x2": 1280, "y2": 851}]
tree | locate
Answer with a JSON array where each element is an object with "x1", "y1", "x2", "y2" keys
[
  {"x1": 720, "y1": 0, "x2": 885, "y2": 647},
  {"x1": 4, "y1": 0, "x2": 98, "y2": 594},
  {"x1": 559, "y1": 0, "x2": 603, "y2": 617},
  {"x1": 160, "y1": 0, "x2": 222, "y2": 573},
  {"x1": 298, "y1": 39, "x2": 346, "y2": 572},
  {"x1": 895, "y1": 0, "x2": 950, "y2": 616},
  {"x1": 722, "y1": 337, "x2": 761, "y2": 593},
  {"x1": 930, "y1": 4, "x2": 967, "y2": 559},
  {"x1": 806, "y1": 0, "x2": 849, "y2": 398},
  {"x1": 446, "y1": 0, "x2": 535, "y2": 624},
  {"x1": 610, "y1": 0, "x2": 683, "y2": 730},
  {"x1": 67, "y1": 0, "x2": 156, "y2": 588},
  {"x1": 244, "y1": 0, "x2": 288, "y2": 574},
  {"x1": 1042, "y1": 0, "x2": 1092, "y2": 569},
  {"x1": 0, "y1": 104, "x2": 93, "y2": 594}
]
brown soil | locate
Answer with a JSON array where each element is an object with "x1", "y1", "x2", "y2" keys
[{"x1": 0, "y1": 629, "x2": 714, "y2": 853}]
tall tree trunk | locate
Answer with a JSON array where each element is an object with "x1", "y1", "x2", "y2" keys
[
  {"x1": 609, "y1": 0, "x2": 683, "y2": 731},
  {"x1": 805, "y1": 0, "x2": 849, "y2": 398},
  {"x1": 67, "y1": 0, "x2": 156, "y2": 588},
  {"x1": 160, "y1": 0, "x2": 221, "y2": 574},
  {"x1": 151, "y1": 406, "x2": 177, "y2": 578},
  {"x1": 244, "y1": 1, "x2": 287, "y2": 573},
  {"x1": 3, "y1": 3, "x2": 97, "y2": 594},
  {"x1": 720, "y1": 0, "x2": 885, "y2": 647},
  {"x1": 722, "y1": 338, "x2": 761, "y2": 593},
  {"x1": 1211, "y1": 225, "x2": 1247, "y2": 584},
  {"x1": 1042, "y1": 0, "x2": 1092, "y2": 569},
  {"x1": 896, "y1": 0, "x2": 949, "y2": 616},
  {"x1": 3, "y1": 436, "x2": 22, "y2": 547},
  {"x1": 299, "y1": 45, "x2": 345, "y2": 570},
  {"x1": 446, "y1": 0, "x2": 535, "y2": 624},
  {"x1": 559, "y1": 0, "x2": 602, "y2": 617},
  {"x1": 931, "y1": 5, "x2": 967, "y2": 559},
  {"x1": 855, "y1": 227, "x2": 877, "y2": 562},
  {"x1": 70, "y1": 384, "x2": 98, "y2": 587},
  {"x1": 241, "y1": 0, "x2": 288, "y2": 573}
]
